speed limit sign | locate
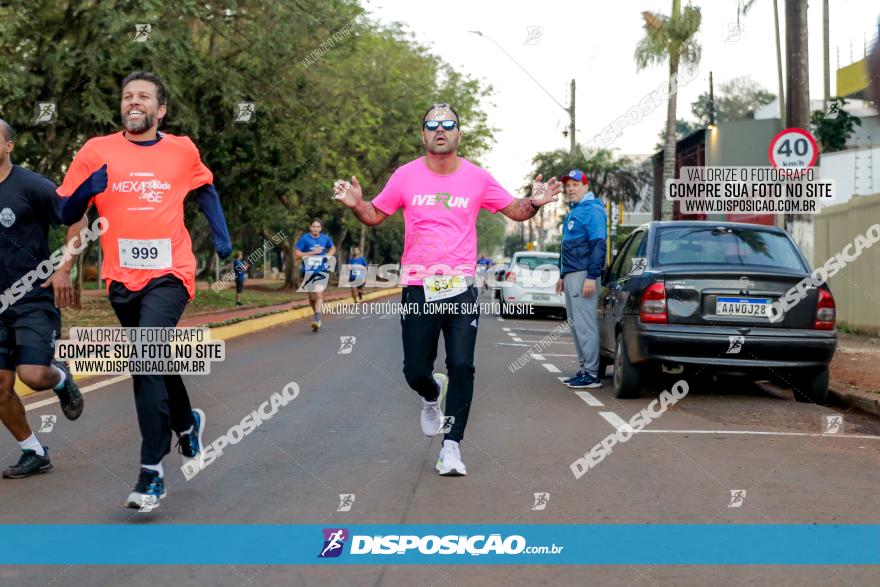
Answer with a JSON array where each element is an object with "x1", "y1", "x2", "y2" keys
[{"x1": 768, "y1": 127, "x2": 818, "y2": 174}]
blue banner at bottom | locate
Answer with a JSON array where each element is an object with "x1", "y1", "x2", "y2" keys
[{"x1": 2, "y1": 524, "x2": 878, "y2": 565}]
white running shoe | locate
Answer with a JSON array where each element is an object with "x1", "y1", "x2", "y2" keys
[
  {"x1": 420, "y1": 373, "x2": 448, "y2": 436},
  {"x1": 420, "y1": 398, "x2": 442, "y2": 436},
  {"x1": 436, "y1": 440, "x2": 467, "y2": 476}
]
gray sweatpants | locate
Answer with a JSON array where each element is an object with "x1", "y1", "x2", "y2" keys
[{"x1": 563, "y1": 271, "x2": 601, "y2": 377}]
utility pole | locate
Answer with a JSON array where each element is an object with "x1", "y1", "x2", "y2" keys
[
  {"x1": 785, "y1": 0, "x2": 810, "y2": 131},
  {"x1": 568, "y1": 79, "x2": 576, "y2": 155},
  {"x1": 708, "y1": 71, "x2": 716, "y2": 127},
  {"x1": 823, "y1": 0, "x2": 830, "y2": 108},
  {"x1": 785, "y1": 0, "x2": 813, "y2": 261},
  {"x1": 774, "y1": 0, "x2": 786, "y2": 127}
]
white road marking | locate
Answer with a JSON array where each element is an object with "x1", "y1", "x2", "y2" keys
[
  {"x1": 25, "y1": 374, "x2": 131, "y2": 412},
  {"x1": 599, "y1": 411, "x2": 632, "y2": 431},
  {"x1": 506, "y1": 332, "x2": 517, "y2": 337},
  {"x1": 542, "y1": 363, "x2": 561, "y2": 373},
  {"x1": 512, "y1": 337, "x2": 524, "y2": 342},
  {"x1": 502, "y1": 327, "x2": 510, "y2": 332},
  {"x1": 637, "y1": 429, "x2": 880, "y2": 441},
  {"x1": 531, "y1": 353, "x2": 545, "y2": 360},
  {"x1": 575, "y1": 391, "x2": 604, "y2": 407},
  {"x1": 501, "y1": 339, "x2": 570, "y2": 345}
]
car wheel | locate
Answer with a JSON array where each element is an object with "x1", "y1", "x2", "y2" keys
[
  {"x1": 790, "y1": 367, "x2": 830, "y2": 405},
  {"x1": 613, "y1": 333, "x2": 641, "y2": 399}
]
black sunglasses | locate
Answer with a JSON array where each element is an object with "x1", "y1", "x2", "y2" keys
[{"x1": 423, "y1": 120, "x2": 458, "y2": 131}]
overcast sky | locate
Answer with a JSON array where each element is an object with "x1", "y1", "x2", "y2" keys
[{"x1": 364, "y1": 0, "x2": 879, "y2": 192}]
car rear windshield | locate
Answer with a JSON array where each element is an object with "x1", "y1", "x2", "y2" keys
[
  {"x1": 656, "y1": 227, "x2": 805, "y2": 271},
  {"x1": 513, "y1": 255, "x2": 559, "y2": 270}
]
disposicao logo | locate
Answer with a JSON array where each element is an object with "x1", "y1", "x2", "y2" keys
[{"x1": 319, "y1": 528, "x2": 349, "y2": 558}]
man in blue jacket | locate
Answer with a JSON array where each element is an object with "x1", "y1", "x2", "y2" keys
[{"x1": 555, "y1": 170, "x2": 606, "y2": 389}]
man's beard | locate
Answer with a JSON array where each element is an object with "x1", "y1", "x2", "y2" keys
[
  {"x1": 426, "y1": 138, "x2": 458, "y2": 155},
  {"x1": 123, "y1": 111, "x2": 157, "y2": 135}
]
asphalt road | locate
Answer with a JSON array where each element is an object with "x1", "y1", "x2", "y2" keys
[{"x1": 3, "y1": 289, "x2": 880, "y2": 586}]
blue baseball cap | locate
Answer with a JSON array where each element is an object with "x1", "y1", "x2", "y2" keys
[{"x1": 561, "y1": 169, "x2": 589, "y2": 185}]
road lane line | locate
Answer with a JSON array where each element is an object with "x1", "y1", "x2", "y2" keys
[
  {"x1": 512, "y1": 337, "x2": 524, "y2": 342},
  {"x1": 599, "y1": 411, "x2": 632, "y2": 431},
  {"x1": 25, "y1": 374, "x2": 131, "y2": 412},
  {"x1": 542, "y1": 363, "x2": 561, "y2": 373},
  {"x1": 502, "y1": 327, "x2": 510, "y2": 332},
  {"x1": 637, "y1": 429, "x2": 880, "y2": 441},
  {"x1": 531, "y1": 354, "x2": 545, "y2": 360},
  {"x1": 575, "y1": 391, "x2": 604, "y2": 407}
]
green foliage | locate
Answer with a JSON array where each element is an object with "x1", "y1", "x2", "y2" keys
[
  {"x1": 522, "y1": 147, "x2": 650, "y2": 209},
  {"x1": 691, "y1": 76, "x2": 776, "y2": 124},
  {"x1": 503, "y1": 232, "x2": 526, "y2": 258},
  {"x1": 810, "y1": 98, "x2": 862, "y2": 153},
  {"x1": 0, "y1": 0, "x2": 495, "y2": 286},
  {"x1": 476, "y1": 209, "x2": 506, "y2": 257},
  {"x1": 634, "y1": 4, "x2": 702, "y2": 71}
]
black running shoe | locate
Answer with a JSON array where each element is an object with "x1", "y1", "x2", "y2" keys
[
  {"x1": 124, "y1": 468, "x2": 166, "y2": 510},
  {"x1": 51, "y1": 360, "x2": 83, "y2": 420},
  {"x1": 2, "y1": 448, "x2": 52, "y2": 479}
]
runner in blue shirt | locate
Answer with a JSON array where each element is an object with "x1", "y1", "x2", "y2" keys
[
  {"x1": 294, "y1": 218, "x2": 335, "y2": 331},
  {"x1": 347, "y1": 247, "x2": 368, "y2": 303}
]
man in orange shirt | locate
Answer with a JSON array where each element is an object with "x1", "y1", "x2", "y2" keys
[{"x1": 58, "y1": 71, "x2": 232, "y2": 510}]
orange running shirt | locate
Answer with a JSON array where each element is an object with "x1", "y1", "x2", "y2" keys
[{"x1": 57, "y1": 132, "x2": 213, "y2": 299}]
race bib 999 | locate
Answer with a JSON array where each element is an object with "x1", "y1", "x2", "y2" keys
[{"x1": 118, "y1": 238, "x2": 172, "y2": 270}]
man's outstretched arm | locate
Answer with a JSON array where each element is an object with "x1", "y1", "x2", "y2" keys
[{"x1": 335, "y1": 176, "x2": 389, "y2": 226}]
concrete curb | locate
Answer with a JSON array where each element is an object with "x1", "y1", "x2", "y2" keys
[
  {"x1": 828, "y1": 379, "x2": 880, "y2": 418},
  {"x1": 16, "y1": 288, "x2": 401, "y2": 398}
]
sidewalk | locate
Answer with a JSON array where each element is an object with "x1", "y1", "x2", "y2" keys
[
  {"x1": 177, "y1": 287, "x2": 371, "y2": 327},
  {"x1": 829, "y1": 332, "x2": 880, "y2": 416}
]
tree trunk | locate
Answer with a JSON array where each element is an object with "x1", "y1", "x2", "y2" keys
[
  {"x1": 654, "y1": 0, "x2": 683, "y2": 221},
  {"x1": 660, "y1": 52, "x2": 680, "y2": 221},
  {"x1": 282, "y1": 241, "x2": 296, "y2": 290},
  {"x1": 774, "y1": 0, "x2": 786, "y2": 127},
  {"x1": 283, "y1": 230, "x2": 303, "y2": 290}
]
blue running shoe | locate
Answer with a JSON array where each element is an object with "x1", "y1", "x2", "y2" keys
[
  {"x1": 566, "y1": 373, "x2": 602, "y2": 389},
  {"x1": 562, "y1": 370, "x2": 585, "y2": 385},
  {"x1": 124, "y1": 468, "x2": 166, "y2": 510},
  {"x1": 176, "y1": 408, "x2": 206, "y2": 458}
]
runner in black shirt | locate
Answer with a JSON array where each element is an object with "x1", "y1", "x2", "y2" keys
[{"x1": 0, "y1": 118, "x2": 91, "y2": 479}]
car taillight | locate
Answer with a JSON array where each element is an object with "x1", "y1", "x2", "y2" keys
[
  {"x1": 639, "y1": 282, "x2": 667, "y2": 323},
  {"x1": 505, "y1": 271, "x2": 516, "y2": 283},
  {"x1": 814, "y1": 288, "x2": 835, "y2": 330}
]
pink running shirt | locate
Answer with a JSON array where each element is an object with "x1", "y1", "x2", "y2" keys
[{"x1": 371, "y1": 157, "x2": 514, "y2": 286}]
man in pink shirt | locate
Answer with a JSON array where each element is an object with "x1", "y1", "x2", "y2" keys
[{"x1": 335, "y1": 103, "x2": 561, "y2": 476}]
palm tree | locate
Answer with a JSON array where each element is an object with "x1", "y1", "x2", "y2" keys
[
  {"x1": 742, "y1": 0, "x2": 787, "y2": 126},
  {"x1": 635, "y1": 1, "x2": 702, "y2": 221}
]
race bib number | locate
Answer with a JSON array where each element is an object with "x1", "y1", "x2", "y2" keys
[
  {"x1": 423, "y1": 275, "x2": 467, "y2": 302},
  {"x1": 118, "y1": 238, "x2": 172, "y2": 270},
  {"x1": 351, "y1": 265, "x2": 366, "y2": 275},
  {"x1": 304, "y1": 255, "x2": 325, "y2": 271}
]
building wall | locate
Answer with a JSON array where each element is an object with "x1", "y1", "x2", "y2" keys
[
  {"x1": 819, "y1": 146, "x2": 880, "y2": 205},
  {"x1": 813, "y1": 192, "x2": 880, "y2": 333}
]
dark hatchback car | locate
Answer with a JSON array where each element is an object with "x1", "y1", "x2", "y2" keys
[{"x1": 598, "y1": 221, "x2": 837, "y2": 403}]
